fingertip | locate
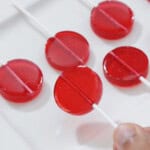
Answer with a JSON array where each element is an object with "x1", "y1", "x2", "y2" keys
[
  {"x1": 113, "y1": 123, "x2": 137, "y2": 149},
  {"x1": 113, "y1": 123, "x2": 150, "y2": 150}
]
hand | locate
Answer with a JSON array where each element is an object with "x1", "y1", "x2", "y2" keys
[{"x1": 113, "y1": 123, "x2": 150, "y2": 150}]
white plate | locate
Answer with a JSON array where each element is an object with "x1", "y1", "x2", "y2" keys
[{"x1": 0, "y1": 0, "x2": 150, "y2": 150}]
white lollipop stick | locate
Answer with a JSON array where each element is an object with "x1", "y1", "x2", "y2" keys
[
  {"x1": 139, "y1": 77, "x2": 150, "y2": 88},
  {"x1": 11, "y1": 0, "x2": 51, "y2": 39},
  {"x1": 79, "y1": 0, "x2": 96, "y2": 9},
  {"x1": 93, "y1": 104, "x2": 118, "y2": 128},
  {"x1": 110, "y1": 52, "x2": 150, "y2": 88}
]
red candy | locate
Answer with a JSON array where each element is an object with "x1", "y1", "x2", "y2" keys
[
  {"x1": 103, "y1": 46, "x2": 149, "y2": 87},
  {"x1": 54, "y1": 67, "x2": 102, "y2": 115},
  {"x1": 91, "y1": 1, "x2": 134, "y2": 40},
  {"x1": 45, "y1": 31, "x2": 90, "y2": 71},
  {"x1": 0, "y1": 59, "x2": 43, "y2": 103}
]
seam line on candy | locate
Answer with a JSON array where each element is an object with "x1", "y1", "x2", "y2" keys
[
  {"x1": 60, "y1": 74, "x2": 94, "y2": 105},
  {"x1": 5, "y1": 66, "x2": 34, "y2": 94},
  {"x1": 110, "y1": 51, "x2": 140, "y2": 77},
  {"x1": 55, "y1": 37, "x2": 85, "y2": 64},
  {"x1": 98, "y1": 8, "x2": 129, "y2": 33}
]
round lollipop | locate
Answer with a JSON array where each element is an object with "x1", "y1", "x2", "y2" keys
[
  {"x1": 54, "y1": 66, "x2": 117, "y2": 128},
  {"x1": 45, "y1": 31, "x2": 89, "y2": 70},
  {"x1": 0, "y1": 59, "x2": 43, "y2": 103},
  {"x1": 80, "y1": 0, "x2": 134, "y2": 40},
  {"x1": 0, "y1": 59, "x2": 43, "y2": 150},
  {"x1": 103, "y1": 46, "x2": 150, "y2": 87},
  {"x1": 11, "y1": 0, "x2": 90, "y2": 71}
]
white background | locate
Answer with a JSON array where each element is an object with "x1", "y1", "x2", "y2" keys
[{"x1": 0, "y1": 0, "x2": 150, "y2": 150}]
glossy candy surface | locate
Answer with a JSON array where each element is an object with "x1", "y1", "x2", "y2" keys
[
  {"x1": 45, "y1": 31, "x2": 90, "y2": 71},
  {"x1": 54, "y1": 67, "x2": 102, "y2": 115},
  {"x1": 0, "y1": 59, "x2": 43, "y2": 103},
  {"x1": 103, "y1": 46, "x2": 149, "y2": 87},
  {"x1": 91, "y1": 1, "x2": 134, "y2": 40}
]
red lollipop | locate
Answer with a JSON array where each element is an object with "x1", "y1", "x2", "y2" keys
[
  {"x1": 12, "y1": 1, "x2": 90, "y2": 71},
  {"x1": 54, "y1": 66, "x2": 102, "y2": 115},
  {"x1": 45, "y1": 31, "x2": 89, "y2": 71},
  {"x1": 0, "y1": 59, "x2": 43, "y2": 103},
  {"x1": 81, "y1": 0, "x2": 134, "y2": 40},
  {"x1": 54, "y1": 66, "x2": 117, "y2": 127},
  {"x1": 103, "y1": 46, "x2": 149, "y2": 87}
]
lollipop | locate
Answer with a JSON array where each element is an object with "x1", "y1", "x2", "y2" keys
[
  {"x1": 0, "y1": 59, "x2": 43, "y2": 147},
  {"x1": 0, "y1": 59, "x2": 43, "y2": 103},
  {"x1": 54, "y1": 66, "x2": 117, "y2": 128},
  {"x1": 103, "y1": 46, "x2": 150, "y2": 87},
  {"x1": 0, "y1": 59, "x2": 42, "y2": 150},
  {"x1": 11, "y1": 0, "x2": 90, "y2": 71},
  {"x1": 80, "y1": 0, "x2": 134, "y2": 40}
]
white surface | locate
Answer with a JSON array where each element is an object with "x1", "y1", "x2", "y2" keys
[
  {"x1": 0, "y1": 0, "x2": 150, "y2": 150},
  {"x1": 0, "y1": 0, "x2": 41, "y2": 24}
]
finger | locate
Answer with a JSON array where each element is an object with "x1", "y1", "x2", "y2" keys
[
  {"x1": 113, "y1": 123, "x2": 150, "y2": 150},
  {"x1": 113, "y1": 123, "x2": 139, "y2": 150},
  {"x1": 144, "y1": 127, "x2": 150, "y2": 133},
  {"x1": 113, "y1": 144, "x2": 118, "y2": 150}
]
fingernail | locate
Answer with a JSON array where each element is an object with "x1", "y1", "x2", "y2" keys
[{"x1": 116, "y1": 124, "x2": 136, "y2": 148}]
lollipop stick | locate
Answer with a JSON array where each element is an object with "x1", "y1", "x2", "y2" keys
[
  {"x1": 79, "y1": 0, "x2": 96, "y2": 10},
  {"x1": 93, "y1": 104, "x2": 118, "y2": 128},
  {"x1": 139, "y1": 76, "x2": 150, "y2": 88},
  {"x1": 11, "y1": 0, "x2": 51, "y2": 38}
]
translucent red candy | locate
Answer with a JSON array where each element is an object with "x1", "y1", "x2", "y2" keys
[
  {"x1": 103, "y1": 46, "x2": 149, "y2": 87},
  {"x1": 45, "y1": 31, "x2": 90, "y2": 71},
  {"x1": 0, "y1": 59, "x2": 43, "y2": 103},
  {"x1": 54, "y1": 67, "x2": 102, "y2": 115},
  {"x1": 91, "y1": 1, "x2": 134, "y2": 40}
]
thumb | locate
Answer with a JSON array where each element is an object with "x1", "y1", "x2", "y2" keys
[{"x1": 113, "y1": 123, "x2": 150, "y2": 150}]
